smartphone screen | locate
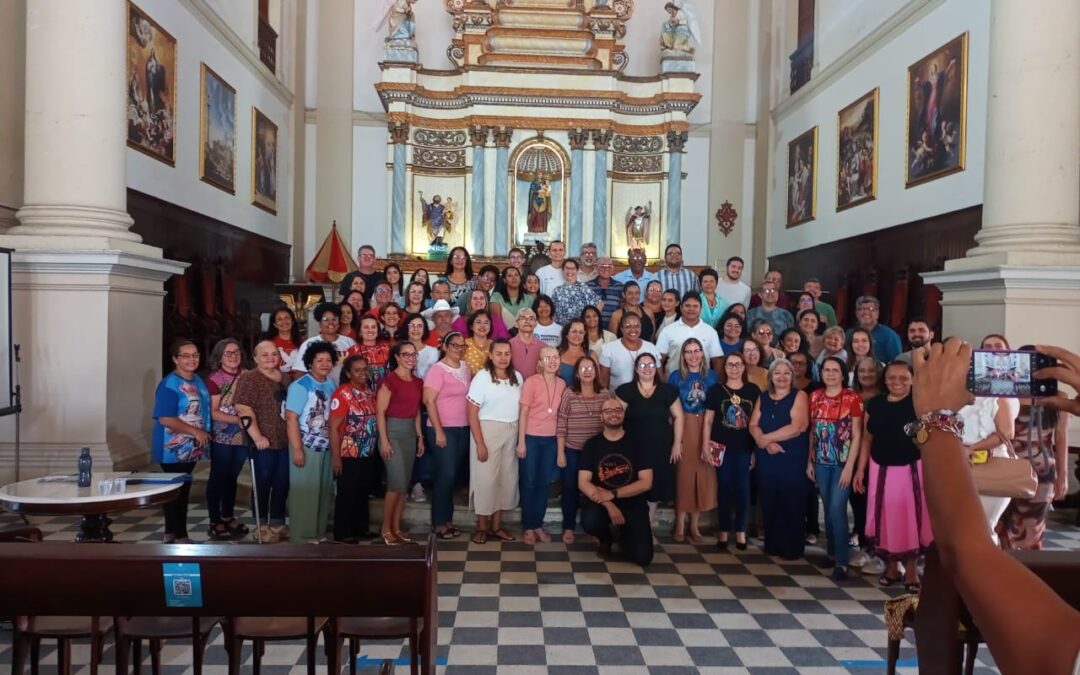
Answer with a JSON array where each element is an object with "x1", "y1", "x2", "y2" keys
[{"x1": 968, "y1": 349, "x2": 1056, "y2": 397}]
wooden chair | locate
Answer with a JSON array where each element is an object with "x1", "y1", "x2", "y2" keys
[
  {"x1": 114, "y1": 616, "x2": 221, "y2": 675},
  {"x1": 224, "y1": 616, "x2": 334, "y2": 674},
  {"x1": 331, "y1": 616, "x2": 424, "y2": 675}
]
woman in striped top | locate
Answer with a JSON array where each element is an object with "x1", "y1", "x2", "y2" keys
[{"x1": 556, "y1": 354, "x2": 607, "y2": 544}]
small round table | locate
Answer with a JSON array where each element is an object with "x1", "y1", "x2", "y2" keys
[{"x1": 0, "y1": 472, "x2": 184, "y2": 542}]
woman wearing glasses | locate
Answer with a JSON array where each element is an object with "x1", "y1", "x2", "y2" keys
[
  {"x1": 517, "y1": 346, "x2": 567, "y2": 544},
  {"x1": 233, "y1": 341, "x2": 291, "y2": 543},
  {"x1": 423, "y1": 332, "x2": 473, "y2": 539},
  {"x1": 616, "y1": 352, "x2": 683, "y2": 532},
  {"x1": 293, "y1": 302, "x2": 356, "y2": 383},
  {"x1": 205, "y1": 338, "x2": 248, "y2": 541},
  {"x1": 329, "y1": 354, "x2": 380, "y2": 543},
  {"x1": 375, "y1": 341, "x2": 426, "y2": 544},
  {"x1": 556, "y1": 354, "x2": 607, "y2": 544},
  {"x1": 669, "y1": 339, "x2": 717, "y2": 543}
]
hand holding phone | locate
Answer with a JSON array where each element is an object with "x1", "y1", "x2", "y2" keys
[{"x1": 967, "y1": 349, "x2": 1057, "y2": 398}]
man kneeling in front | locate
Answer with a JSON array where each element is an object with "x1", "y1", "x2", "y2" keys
[{"x1": 578, "y1": 395, "x2": 654, "y2": 567}]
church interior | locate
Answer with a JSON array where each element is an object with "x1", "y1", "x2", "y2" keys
[{"x1": 0, "y1": 0, "x2": 1079, "y2": 672}]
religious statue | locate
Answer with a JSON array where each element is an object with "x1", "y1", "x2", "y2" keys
[
  {"x1": 376, "y1": 0, "x2": 419, "y2": 62},
  {"x1": 419, "y1": 192, "x2": 455, "y2": 246},
  {"x1": 527, "y1": 179, "x2": 552, "y2": 234},
  {"x1": 660, "y1": 1, "x2": 700, "y2": 55},
  {"x1": 625, "y1": 201, "x2": 652, "y2": 251}
]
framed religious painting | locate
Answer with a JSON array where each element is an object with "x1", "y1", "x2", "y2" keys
[
  {"x1": 199, "y1": 63, "x2": 236, "y2": 194},
  {"x1": 905, "y1": 33, "x2": 967, "y2": 187},
  {"x1": 836, "y1": 88, "x2": 878, "y2": 211},
  {"x1": 251, "y1": 108, "x2": 278, "y2": 214},
  {"x1": 126, "y1": 2, "x2": 177, "y2": 165},
  {"x1": 786, "y1": 126, "x2": 817, "y2": 227}
]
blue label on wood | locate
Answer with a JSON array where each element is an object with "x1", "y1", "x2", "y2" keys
[{"x1": 162, "y1": 562, "x2": 203, "y2": 608}]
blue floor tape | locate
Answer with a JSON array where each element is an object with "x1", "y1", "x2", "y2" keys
[
  {"x1": 841, "y1": 658, "x2": 918, "y2": 668},
  {"x1": 356, "y1": 655, "x2": 450, "y2": 667}
]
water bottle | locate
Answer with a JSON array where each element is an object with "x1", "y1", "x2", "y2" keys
[{"x1": 77, "y1": 447, "x2": 92, "y2": 488}]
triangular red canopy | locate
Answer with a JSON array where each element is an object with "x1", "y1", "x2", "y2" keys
[{"x1": 305, "y1": 221, "x2": 357, "y2": 283}]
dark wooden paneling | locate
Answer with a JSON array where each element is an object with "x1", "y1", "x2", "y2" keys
[
  {"x1": 127, "y1": 189, "x2": 291, "y2": 369},
  {"x1": 768, "y1": 205, "x2": 981, "y2": 332}
]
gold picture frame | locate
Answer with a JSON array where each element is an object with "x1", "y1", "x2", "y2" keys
[
  {"x1": 786, "y1": 126, "x2": 817, "y2": 227},
  {"x1": 199, "y1": 63, "x2": 236, "y2": 194},
  {"x1": 126, "y1": 2, "x2": 177, "y2": 165},
  {"x1": 836, "y1": 88, "x2": 878, "y2": 211},
  {"x1": 251, "y1": 107, "x2": 278, "y2": 214},
  {"x1": 905, "y1": 32, "x2": 967, "y2": 188}
]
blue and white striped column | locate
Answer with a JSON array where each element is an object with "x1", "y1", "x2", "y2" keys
[{"x1": 666, "y1": 131, "x2": 687, "y2": 246}]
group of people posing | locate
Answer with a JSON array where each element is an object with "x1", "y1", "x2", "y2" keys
[{"x1": 150, "y1": 241, "x2": 1070, "y2": 578}]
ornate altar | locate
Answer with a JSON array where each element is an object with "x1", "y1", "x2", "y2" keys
[{"x1": 376, "y1": 0, "x2": 701, "y2": 261}]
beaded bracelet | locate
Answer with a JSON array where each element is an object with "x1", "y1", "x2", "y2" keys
[{"x1": 904, "y1": 409, "x2": 965, "y2": 445}]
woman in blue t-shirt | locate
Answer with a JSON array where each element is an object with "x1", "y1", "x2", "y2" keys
[
  {"x1": 668, "y1": 338, "x2": 717, "y2": 543},
  {"x1": 152, "y1": 339, "x2": 212, "y2": 544},
  {"x1": 285, "y1": 341, "x2": 339, "y2": 542}
]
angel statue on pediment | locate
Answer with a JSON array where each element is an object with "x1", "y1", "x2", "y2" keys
[
  {"x1": 376, "y1": 0, "x2": 417, "y2": 42},
  {"x1": 660, "y1": 0, "x2": 700, "y2": 55}
]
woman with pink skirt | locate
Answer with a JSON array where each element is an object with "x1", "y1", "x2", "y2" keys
[{"x1": 855, "y1": 361, "x2": 932, "y2": 594}]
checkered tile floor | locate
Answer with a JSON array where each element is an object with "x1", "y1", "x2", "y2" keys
[{"x1": 2, "y1": 505, "x2": 1079, "y2": 674}]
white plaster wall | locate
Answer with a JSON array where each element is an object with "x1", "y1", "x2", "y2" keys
[
  {"x1": 306, "y1": 0, "x2": 320, "y2": 103},
  {"x1": 205, "y1": 0, "x2": 257, "y2": 48},
  {"x1": 0, "y1": 1, "x2": 25, "y2": 218},
  {"x1": 304, "y1": 122, "x2": 318, "y2": 264},
  {"x1": 767, "y1": 0, "x2": 989, "y2": 257},
  {"x1": 351, "y1": 124, "x2": 391, "y2": 255},
  {"x1": 125, "y1": 0, "x2": 293, "y2": 244},
  {"x1": 815, "y1": 0, "x2": 911, "y2": 70},
  {"x1": 681, "y1": 135, "x2": 710, "y2": 266}
]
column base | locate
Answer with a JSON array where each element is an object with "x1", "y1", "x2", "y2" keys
[
  {"x1": 12, "y1": 204, "x2": 142, "y2": 243},
  {"x1": 0, "y1": 248, "x2": 188, "y2": 483},
  {"x1": 961, "y1": 222, "x2": 1080, "y2": 267}
]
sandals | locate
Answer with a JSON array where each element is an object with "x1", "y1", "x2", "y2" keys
[
  {"x1": 561, "y1": 529, "x2": 574, "y2": 544},
  {"x1": 207, "y1": 523, "x2": 232, "y2": 541},
  {"x1": 878, "y1": 574, "x2": 902, "y2": 588},
  {"x1": 471, "y1": 530, "x2": 488, "y2": 545},
  {"x1": 433, "y1": 526, "x2": 460, "y2": 540},
  {"x1": 672, "y1": 531, "x2": 686, "y2": 543},
  {"x1": 904, "y1": 581, "x2": 922, "y2": 594},
  {"x1": 225, "y1": 518, "x2": 249, "y2": 536},
  {"x1": 490, "y1": 528, "x2": 516, "y2": 542},
  {"x1": 523, "y1": 529, "x2": 537, "y2": 545}
]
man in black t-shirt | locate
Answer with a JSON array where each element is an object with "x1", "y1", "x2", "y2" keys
[
  {"x1": 578, "y1": 396, "x2": 655, "y2": 567},
  {"x1": 337, "y1": 244, "x2": 384, "y2": 301}
]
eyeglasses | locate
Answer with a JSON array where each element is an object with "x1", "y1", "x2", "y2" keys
[
  {"x1": 541, "y1": 355, "x2": 560, "y2": 362},
  {"x1": 223, "y1": 350, "x2": 242, "y2": 357},
  {"x1": 177, "y1": 353, "x2": 199, "y2": 360},
  {"x1": 320, "y1": 317, "x2": 339, "y2": 323},
  {"x1": 508, "y1": 254, "x2": 524, "y2": 261},
  {"x1": 683, "y1": 348, "x2": 703, "y2": 355},
  {"x1": 602, "y1": 408, "x2": 625, "y2": 415},
  {"x1": 451, "y1": 254, "x2": 467, "y2": 261},
  {"x1": 636, "y1": 362, "x2": 657, "y2": 370},
  {"x1": 578, "y1": 365, "x2": 596, "y2": 373},
  {"x1": 755, "y1": 329, "x2": 773, "y2": 336},
  {"x1": 447, "y1": 342, "x2": 465, "y2": 350},
  {"x1": 400, "y1": 352, "x2": 418, "y2": 358},
  {"x1": 725, "y1": 362, "x2": 745, "y2": 369}
]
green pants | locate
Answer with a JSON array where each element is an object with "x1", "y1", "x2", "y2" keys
[{"x1": 288, "y1": 448, "x2": 332, "y2": 541}]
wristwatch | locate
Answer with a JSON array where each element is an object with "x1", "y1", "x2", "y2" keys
[{"x1": 905, "y1": 409, "x2": 965, "y2": 445}]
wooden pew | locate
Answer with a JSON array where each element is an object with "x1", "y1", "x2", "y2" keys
[
  {"x1": 0, "y1": 536, "x2": 438, "y2": 674},
  {"x1": 914, "y1": 544, "x2": 1080, "y2": 674}
]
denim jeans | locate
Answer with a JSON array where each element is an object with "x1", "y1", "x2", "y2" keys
[
  {"x1": 207, "y1": 442, "x2": 248, "y2": 523},
  {"x1": 560, "y1": 446, "x2": 583, "y2": 532},
  {"x1": 252, "y1": 448, "x2": 289, "y2": 525},
  {"x1": 815, "y1": 462, "x2": 852, "y2": 567},
  {"x1": 520, "y1": 435, "x2": 557, "y2": 530},
  {"x1": 716, "y1": 450, "x2": 752, "y2": 535},
  {"x1": 425, "y1": 425, "x2": 470, "y2": 527}
]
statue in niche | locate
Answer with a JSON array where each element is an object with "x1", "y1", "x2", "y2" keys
[
  {"x1": 660, "y1": 1, "x2": 700, "y2": 55},
  {"x1": 419, "y1": 192, "x2": 455, "y2": 247},
  {"x1": 378, "y1": 0, "x2": 417, "y2": 41},
  {"x1": 625, "y1": 202, "x2": 652, "y2": 252},
  {"x1": 527, "y1": 179, "x2": 552, "y2": 233}
]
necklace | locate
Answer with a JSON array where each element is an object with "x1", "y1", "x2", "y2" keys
[
  {"x1": 543, "y1": 375, "x2": 559, "y2": 414},
  {"x1": 722, "y1": 383, "x2": 742, "y2": 406}
]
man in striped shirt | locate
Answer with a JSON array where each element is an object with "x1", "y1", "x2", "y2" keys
[
  {"x1": 587, "y1": 257, "x2": 625, "y2": 327},
  {"x1": 655, "y1": 243, "x2": 699, "y2": 298}
]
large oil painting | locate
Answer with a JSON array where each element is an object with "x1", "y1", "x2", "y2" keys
[
  {"x1": 251, "y1": 108, "x2": 278, "y2": 214},
  {"x1": 786, "y1": 127, "x2": 817, "y2": 227},
  {"x1": 906, "y1": 33, "x2": 967, "y2": 187},
  {"x1": 836, "y1": 88, "x2": 878, "y2": 211},
  {"x1": 126, "y1": 2, "x2": 176, "y2": 165},
  {"x1": 199, "y1": 63, "x2": 236, "y2": 194}
]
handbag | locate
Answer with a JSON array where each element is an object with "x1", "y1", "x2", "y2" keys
[
  {"x1": 970, "y1": 433, "x2": 1037, "y2": 499},
  {"x1": 706, "y1": 440, "x2": 726, "y2": 468}
]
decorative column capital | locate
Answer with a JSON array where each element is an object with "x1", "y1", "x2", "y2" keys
[
  {"x1": 590, "y1": 129, "x2": 612, "y2": 151},
  {"x1": 568, "y1": 128, "x2": 589, "y2": 150},
  {"x1": 388, "y1": 121, "x2": 410, "y2": 144},
  {"x1": 492, "y1": 127, "x2": 514, "y2": 148},
  {"x1": 666, "y1": 130, "x2": 688, "y2": 153},
  {"x1": 469, "y1": 125, "x2": 491, "y2": 147}
]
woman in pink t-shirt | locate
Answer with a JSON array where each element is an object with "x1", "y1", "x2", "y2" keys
[
  {"x1": 517, "y1": 346, "x2": 567, "y2": 544},
  {"x1": 422, "y1": 331, "x2": 472, "y2": 539}
]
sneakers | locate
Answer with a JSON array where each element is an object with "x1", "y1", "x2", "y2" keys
[
  {"x1": 862, "y1": 556, "x2": 886, "y2": 576},
  {"x1": 830, "y1": 566, "x2": 849, "y2": 582},
  {"x1": 411, "y1": 484, "x2": 427, "y2": 502},
  {"x1": 848, "y1": 550, "x2": 868, "y2": 568}
]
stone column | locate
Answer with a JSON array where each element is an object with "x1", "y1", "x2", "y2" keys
[
  {"x1": 493, "y1": 127, "x2": 513, "y2": 255},
  {"x1": 388, "y1": 121, "x2": 409, "y2": 255},
  {"x1": 469, "y1": 125, "x2": 489, "y2": 255},
  {"x1": 0, "y1": 0, "x2": 185, "y2": 481},
  {"x1": 568, "y1": 129, "x2": 588, "y2": 253},
  {"x1": 666, "y1": 131, "x2": 687, "y2": 247},
  {"x1": 923, "y1": 0, "x2": 1080, "y2": 354},
  {"x1": 314, "y1": 0, "x2": 354, "y2": 252},
  {"x1": 591, "y1": 129, "x2": 611, "y2": 256}
]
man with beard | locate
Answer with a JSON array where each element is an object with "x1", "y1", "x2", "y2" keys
[
  {"x1": 578, "y1": 395, "x2": 654, "y2": 566},
  {"x1": 896, "y1": 318, "x2": 935, "y2": 365},
  {"x1": 715, "y1": 256, "x2": 752, "y2": 308}
]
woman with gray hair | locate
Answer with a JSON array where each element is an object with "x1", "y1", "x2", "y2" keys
[
  {"x1": 749, "y1": 357, "x2": 810, "y2": 559},
  {"x1": 204, "y1": 338, "x2": 249, "y2": 540}
]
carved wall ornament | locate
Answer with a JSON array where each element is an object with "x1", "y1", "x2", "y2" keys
[
  {"x1": 469, "y1": 125, "x2": 491, "y2": 147},
  {"x1": 493, "y1": 127, "x2": 514, "y2": 148},
  {"x1": 388, "y1": 121, "x2": 410, "y2": 144},
  {"x1": 590, "y1": 129, "x2": 613, "y2": 151},
  {"x1": 715, "y1": 200, "x2": 737, "y2": 237},
  {"x1": 612, "y1": 154, "x2": 662, "y2": 174},
  {"x1": 666, "y1": 130, "x2": 688, "y2": 153},
  {"x1": 414, "y1": 128, "x2": 468, "y2": 147},
  {"x1": 612, "y1": 135, "x2": 664, "y2": 154},
  {"x1": 568, "y1": 128, "x2": 589, "y2": 150},
  {"x1": 414, "y1": 147, "x2": 466, "y2": 170}
]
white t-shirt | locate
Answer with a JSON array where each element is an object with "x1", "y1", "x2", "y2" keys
[
  {"x1": 536, "y1": 264, "x2": 565, "y2": 297},
  {"x1": 533, "y1": 321, "x2": 563, "y2": 347},
  {"x1": 599, "y1": 339, "x2": 662, "y2": 390},
  {"x1": 716, "y1": 278, "x2": 752, "y2": 309},
  {"x1": 414, "y1": 345, "x2": 440, "y2": 379},
  {"x1": 653, "y1": 320, "x2": 723, "y2": 376},
  {"x1": 467, "y1": 369, "x2": 524, "y2": 422},
  {"x1": 292, "y1": 334, "x2": 357, "y2": 383}
]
